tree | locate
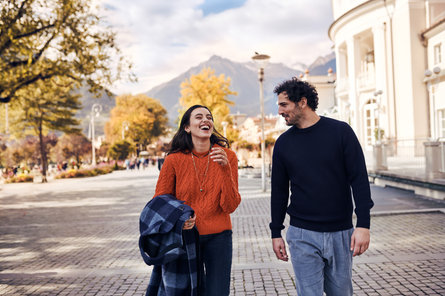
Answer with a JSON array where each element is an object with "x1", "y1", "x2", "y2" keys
[
  {"x1": 179, "y1": 68, "x2": 237, "y2": 129},
  {"x1": 107, "y1": 140, "x2": 133, "y2": 161},
  {"x1": 105, "y1": 94, "x2": 169, "y2": 150},
  {"x1": 226, "y1": 125, "x2": 239, "y2": 146},
  {"x1": 0, "y1": 135, "x2": 7, "y2": 168},
  {"x1": 53, "y1": 133, "x2": 91, "y2": 164},
  {"x1": 97, "y1": 141, "x2": 110, "y2": 161},
  {"x1": 0, "y1": 0, "x2": 134, "y2": 103},
  {"x1": 2, "y1": 134, "x2": 56, "y2": 170},
  {"x1": 14, "y1": 78, "x2": 81, "y2": 182},
  {"x1": 265, "y1": 134, "x2": 276, "y2": 163}
]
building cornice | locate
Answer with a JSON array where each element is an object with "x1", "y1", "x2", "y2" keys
[
  {"x1": 420, "y1": 18, "x2": 445, "y2": 47},
  {"x1": 328, "y1": 0, "x2": 381, "y2": 41}
]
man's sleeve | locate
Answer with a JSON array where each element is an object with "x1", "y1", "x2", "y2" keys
[
  {"x1": 270, "y1": 140, "x2": 290, "y2": 238},
  {"x1": 342, "y1": 123, "x2": 374, "y2": 228}
]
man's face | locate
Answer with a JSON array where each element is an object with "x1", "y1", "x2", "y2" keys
[{"x1": 278, "y1": 92, "x2": 302, "y2": 126}]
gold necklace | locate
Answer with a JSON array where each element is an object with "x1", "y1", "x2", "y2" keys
[{"x1": 191, "y1": 152, "x2": 210, "y2": 192}]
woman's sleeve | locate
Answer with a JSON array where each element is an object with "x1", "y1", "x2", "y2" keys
[
  {"x1": 219, "y1": 149, "x2": 241, "y2": 213},
  {"x1": 153, "y1": 155, "x2": 176, "y2": 198}
]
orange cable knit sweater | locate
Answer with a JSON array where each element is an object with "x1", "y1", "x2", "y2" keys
[{"x1": 153, "y1": 145, "x2": 241, "y2": 235}]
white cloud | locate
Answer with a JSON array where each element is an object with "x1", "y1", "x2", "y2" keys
[{"x1": 98, "y1": 0, "x2": 334, "y2": 95}]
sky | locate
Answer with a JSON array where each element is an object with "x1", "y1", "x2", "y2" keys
[{"x1": 97, "y1": 0, "x2": 335, "y2": 95}]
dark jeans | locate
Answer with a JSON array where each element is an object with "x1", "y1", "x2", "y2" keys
[{"x1": 199, "y1": 230, "x2": 232, "y2": 296}]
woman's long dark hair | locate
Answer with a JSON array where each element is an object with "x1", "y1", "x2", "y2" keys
[{"x1": 168, "y1": 105, "x2": 229, "y2": 155}]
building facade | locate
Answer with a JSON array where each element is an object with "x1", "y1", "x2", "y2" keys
[{"x1": 329, "y1": 0, "x2": 445, "y2": 155}]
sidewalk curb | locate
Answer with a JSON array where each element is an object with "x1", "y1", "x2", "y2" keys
[
  {"x1": 370, "y1": 208, "x2": 445, "y2": 216},
  {"x1": 369, "y1": 171, "x2": 445, "y2": 200}
]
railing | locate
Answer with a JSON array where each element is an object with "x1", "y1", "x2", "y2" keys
[
  {"x1": 356, "y1": 71, "x2": 375, "y2": 90},
  {"x1": 384, "y1": 138, "x2": 426, "y2": 172}
]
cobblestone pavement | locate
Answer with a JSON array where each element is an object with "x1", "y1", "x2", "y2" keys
[{"x1": 0, "y1": 167, "x2": 444, "y2": 295}]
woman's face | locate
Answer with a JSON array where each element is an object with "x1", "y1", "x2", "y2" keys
[{"x1": 185, "y1": 107, "x2": 214, "y2": 139}]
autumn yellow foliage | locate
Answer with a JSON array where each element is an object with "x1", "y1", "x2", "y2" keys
[
  {"x1": 105, "y1": 94, "x2": 168, "y2": 147},
  {"x1": 179, "y1": 68, "x2": 237, "y2": 130}
]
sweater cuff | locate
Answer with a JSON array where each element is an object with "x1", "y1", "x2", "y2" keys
[
  {"x1": 355, "y1": 213, "x2": 371, "y2": 229},
  {"x1": 271, "y1": 229, "x2": 282, "y2": 238},
  {"x1": 270, "y1": 222, "x2": 285, "y2": 238}
]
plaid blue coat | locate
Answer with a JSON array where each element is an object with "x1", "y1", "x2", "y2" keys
[{"x1": 139, "y1": 194, "x2": 200, "y2": 296}]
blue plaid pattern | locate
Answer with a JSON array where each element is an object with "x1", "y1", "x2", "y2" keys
[{"x1": 139, "y1": 194, "x2": 200, "y2": 296}]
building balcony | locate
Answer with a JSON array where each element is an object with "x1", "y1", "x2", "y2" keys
[{"x1": 357, "y1": 71, "x2": 376, "y2": 91}]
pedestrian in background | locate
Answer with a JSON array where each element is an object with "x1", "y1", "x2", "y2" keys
[
  {"x1": 270, "y1": 78, "x2": 374, "y2": 295},
  {"x1": 153, "y1": 104, "x2": 241, "y2": 296},
  {"x1": 157, "y1": 153, "x2": 165, "y2": 171}
]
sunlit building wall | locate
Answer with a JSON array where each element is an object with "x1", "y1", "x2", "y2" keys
[{"x1": 329, "y1": 0, "x2": 445, "y2": 155}]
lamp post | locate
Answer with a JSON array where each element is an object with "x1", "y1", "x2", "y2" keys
[
  {"x1": 221, "y1": 121, "x2": 228, "y2": 138},
  {"x1": 122, "y1": 121, "x2": 129, "y2": 140},
  {"x1": 91, "y1": 104, "x2": 102, "y2": 165},
  {"x1": 373, "y1": 90, "x2": 383, "y2": 143},
  {"x1": 252, "y1": 52, "x2": 270, "y2": 192},
  {"x1": 425, "y1": 66, "x2": 441, "y2": 139}
]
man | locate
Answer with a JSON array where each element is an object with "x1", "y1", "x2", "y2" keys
[{"x1": 270, "y1": 78, "x2": 374, "y2": 296}]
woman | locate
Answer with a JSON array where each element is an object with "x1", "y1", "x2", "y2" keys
[{"x1": 153, "y1": 105, "x2": 241, "y2": 296}]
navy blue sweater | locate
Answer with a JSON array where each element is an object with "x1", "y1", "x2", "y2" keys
[{"x1": 270, "y1": 116, "x2": 374, "y2": 238}]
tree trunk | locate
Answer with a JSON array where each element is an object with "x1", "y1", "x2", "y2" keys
[{"x1": 38, "y1": 124, "x2": 48, "y2": 183}]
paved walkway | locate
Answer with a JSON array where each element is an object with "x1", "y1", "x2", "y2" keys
[{"x1": 0, "y1": 167, "x2": 444, "y2": 295}]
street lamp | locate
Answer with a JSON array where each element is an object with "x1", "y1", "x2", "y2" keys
[
  {"x1": 373, "y1": 90, "x2": 383, "y2": 143},
  {"x1": 252, "y1": 52, "x2": 270, "y2": 192},
  {"x1": 425, "y1": 66, "x2": 441, "y2": 139},
  {"x1": 221, "y1": 121, "x2": 228, "y2": 138},
  {"x1": 122, "y1": 121, "x2": 129, "y2": 140},
  {"x1": 91, "y1": 103, "x2": 102, "y2": 165}
]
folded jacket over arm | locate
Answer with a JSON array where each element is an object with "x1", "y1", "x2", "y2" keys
[{"x1": 139, "y1": 194, "x2": 200, "y2": 296}]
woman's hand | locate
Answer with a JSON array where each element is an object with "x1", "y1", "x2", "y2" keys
[
  {"x1": 210, "y1": 147, "x2": 228, "y2": 166},
  {"x1": 183, "y1": 214, "x2": 196, "y2": 230}
]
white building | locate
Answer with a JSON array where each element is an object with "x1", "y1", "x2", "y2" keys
[
  {"x1": 329, "y1": 0, "x2": 445, "y2": 155},
  {"x1": 300, "y1": 68, "x2": 338, "y2": 120}
]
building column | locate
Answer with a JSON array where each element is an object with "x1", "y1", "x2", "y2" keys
[
  {"x1": 372, "y1": 23, "x2": 390, "y2": 138},
  {"x1": 347, "y1": 36, "x2": 361, "y2": 141}
]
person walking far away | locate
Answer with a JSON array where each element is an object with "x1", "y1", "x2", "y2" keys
[
  {"x1": 154, "y1": 104, "x2": 241, "y2": 296},
  {"x1": 270, "y1": 78, "x2": 374, "y2": 296}
]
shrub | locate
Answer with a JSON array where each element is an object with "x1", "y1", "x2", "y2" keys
[
  {"x1": 5, "y1": 174, "x2": 34, "y2": 183},
  {"x1": 55, "y1": 165, "x2": 116, "y2": 179}
]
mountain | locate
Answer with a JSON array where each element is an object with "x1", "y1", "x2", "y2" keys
[
  {"x1": 307, "y1": 52, "x2": 336, "y2": 75},
  {"x1": 74, "y1": 53, "x2": 336, "y2": 133},
  {"x1": 145, "y1": 54, "x2": 335, "y2": 124}
]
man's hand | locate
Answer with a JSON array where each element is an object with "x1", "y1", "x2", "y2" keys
[
  {"x1": 272, "y1": 238, "x2": 289, "y2": 261},
  {"x1": 350, "y1": 227, "x2": 370, "y2": 256}
]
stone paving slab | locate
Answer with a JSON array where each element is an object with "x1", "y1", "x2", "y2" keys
[{"x1": 0, "y1": 168, "x2": 444, "y2": 295}]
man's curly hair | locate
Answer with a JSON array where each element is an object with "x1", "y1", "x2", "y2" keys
[{"x1": 273, "y1": 78, "x2": 319, "y2": 111}]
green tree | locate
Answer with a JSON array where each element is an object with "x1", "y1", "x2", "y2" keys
[
  {"x1": 179, "y1": 68, "x2": 237, "y2": 129},
  {"x1": 105, "y1": 94, "x2": 169, "y2": 150},
  {"x1": 14, "y1": 78, "x2": 81, "y2": 182},
  {"x1": 107, "y1": 140, "x2": 133, "y2": 161},
  {"x1": 0, "y1": 0, "x2": 134, "y2": 103}
]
